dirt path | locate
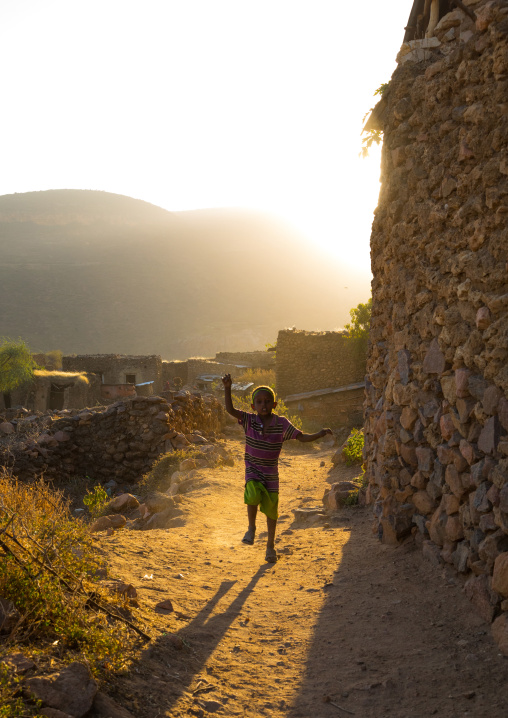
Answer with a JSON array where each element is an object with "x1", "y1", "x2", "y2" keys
[{"x1": 99, "y1": 438, "x2": 508, "y2": 718}]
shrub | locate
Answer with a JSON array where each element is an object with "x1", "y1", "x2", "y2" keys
[
  {"x1": 343, "y1": 471, "x2": 368, "y2": 506},
  {"x1": 342, "y1": 428, "x2": 364, "y2": 465},
  {"x1": 0, "y1": 662, "x2": 37, "y2": 718},
  {"x1": 139, "y1": 446, "x2": 211, "y2": 494},
  {"x1": 235, "y1": 368, "x2": 275, "y2": 388},
  {"x1": 0, "y1": 476, "x2": 140, "y2": 678},
  {"x1": 83, "y1": 484, "x2": 109, "y2": 517}
]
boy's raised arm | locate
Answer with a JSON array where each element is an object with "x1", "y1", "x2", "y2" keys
[{"x1": 222, "y1": 373, "x2": 243, "y2": 420}]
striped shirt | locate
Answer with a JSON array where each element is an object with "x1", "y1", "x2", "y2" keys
[{"x1": 238, "y1": 411, "x2": 302, "y2": 492}]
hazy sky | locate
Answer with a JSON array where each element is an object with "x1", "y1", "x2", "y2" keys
[{"x1": 2, "y1": 1, "x2": 410, "y2": 274}]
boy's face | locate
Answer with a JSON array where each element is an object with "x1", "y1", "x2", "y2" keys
[{"x1": 251, "y1": 391, "x2": 277, "y2": 417}]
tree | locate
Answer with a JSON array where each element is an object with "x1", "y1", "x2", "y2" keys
[
  {"x1": 0, "y1": 338, "x2": 37, "y2": 408},
  {"x1": 344, "y1": 298, "x2": 372, "y2": 340}
]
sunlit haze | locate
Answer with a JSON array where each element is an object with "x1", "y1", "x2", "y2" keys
[{"x1": 1, "y1": 1, "x2": 410, "y2": 274}]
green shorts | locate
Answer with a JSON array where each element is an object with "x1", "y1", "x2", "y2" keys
[{"x1": 244, "y1": 480, "x2": 279, "y2": 520}]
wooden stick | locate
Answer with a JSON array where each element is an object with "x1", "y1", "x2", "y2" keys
[
  {"x1": 426, "y1": 0, "x2": 440, "y2": 37},
  {"x1": 330, "y1": 701, "x2": 355, "y2": 716}
]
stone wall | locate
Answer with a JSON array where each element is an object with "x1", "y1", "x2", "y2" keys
[
  {"x1": 285, "y1": 386, "x2": 365, "y2": 430},
  {"x1": 214, "y1": 350, "x2": 275, "y2": 369},
  {"x1": 186, "y1": 359, "x2": 247, "y2": 386},
  {"x1": 0, "y1": 393, "x2": 226, "y2": 485},
  {"x1": 161, "y1": 360, "x2": 189, "y2": 385},
  {"x1": 276, "y1": 329, "x2": 366, "y2": 398},
  {"x1": 63, "y1": 355, "x2": 163, "y2": 392},
  {"x1": 364, "y1": 1, "x2": 508, "y2": 647}
]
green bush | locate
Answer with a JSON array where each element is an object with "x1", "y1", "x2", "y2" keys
[
  {"x1": 83, "y1": 484, "x2": 109, "y2": 517},
  {"x1": 343, "y1": 471, "x2": 368, "y2": 506},
  {"x1": 342, "y1": 428, "x2": 364, "y2": 465},
  {"x1": 0, "y1": 662, "x2": 38, "y2": 718}
]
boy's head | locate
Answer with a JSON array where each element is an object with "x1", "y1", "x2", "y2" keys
[{"x1": 251, "y1": 386, "x2": 277, "y2": 416}]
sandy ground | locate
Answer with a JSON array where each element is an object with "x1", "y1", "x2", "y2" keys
[{"x1": 98, "y1": 436, "x2": 508, "y2": 718}]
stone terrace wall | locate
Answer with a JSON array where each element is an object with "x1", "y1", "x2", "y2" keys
[
  {"x1": 276, "y1": 329, "x2": 366, "y2": 398},
  {"x1": 364, "y1": 1, "x2": 508, "y2": 645},
  {"x1": 1, "y1": 393, "x2": 226, "y2": 485},
  {"x1": 63, "y1": 355, "x2": 163, "y2": 392},
  {"x1": 214, "y1": 351, "x2": 275, "y2": 369}
]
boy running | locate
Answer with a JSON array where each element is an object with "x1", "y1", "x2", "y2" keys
[{"x1": 222, "y1": 374, "x2": 332, "y2": 563}]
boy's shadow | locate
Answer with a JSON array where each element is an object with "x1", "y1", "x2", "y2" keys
[{"x1": 120, "y1": 563, "x2": 273, "y2": 714}]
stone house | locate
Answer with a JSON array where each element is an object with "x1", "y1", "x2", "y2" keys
[
  {"x1": 63, "y1": 354, "x2": 163, "y2": 393},
  {"x1": 276, "y1": 328, "x2": 367, "y2": 428},
  {"x1": 1, "y1": 370, "x2": 101, "y2": 412}
]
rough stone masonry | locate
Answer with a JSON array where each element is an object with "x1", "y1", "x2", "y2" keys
[
  {"x1": 364, "y1": 0, "x2": 508, "y2": 650},
  {"x1": 0, "y1": 392, "x2": 226, "y2": 485}
]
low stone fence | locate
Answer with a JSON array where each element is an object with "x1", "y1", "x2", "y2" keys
[{"x1": 0, "y1": 393, "x2": 226, "y2": 485}]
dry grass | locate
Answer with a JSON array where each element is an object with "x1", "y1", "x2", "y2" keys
[
  {"x1": 0, "y1": 472, "x2": 143, "y2": 693},
  {"x1": 33, "y1": 369, "x2": 89, "y2": 385},
  {"x1": 234, "y1": 367, "x2": 275, "y2": 388}
]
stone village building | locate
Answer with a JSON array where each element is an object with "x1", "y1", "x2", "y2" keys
[
  {"x1": 276, "y1": 329, "x2": 367, "y2": 429},
  {"x1": 363, "y1": 0, "x2": 508, "y2": 649}
]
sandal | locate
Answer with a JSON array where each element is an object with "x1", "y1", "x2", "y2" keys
[
  {"x1": 242, "y1": 527, "x2": 256, "y2": 545},
  {"x1": 265, "y1": 546, "x2": 277, "y2": 563}
]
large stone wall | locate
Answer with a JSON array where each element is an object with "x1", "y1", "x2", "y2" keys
[
  {"x1": 0, "y1": 393, "x2": 226, "y2": 485},
  {"x1": 276, "y1": 329, "x2": 366, "y2": 398},
  {"x1": 285, "y1": 386, "x2": 365, "y2": 430},
  {"x1": 365, "y1": 1, "x2": 508, "y2": 646}
]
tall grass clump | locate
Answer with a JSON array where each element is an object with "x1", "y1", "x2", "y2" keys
[
  {"x1": 138, "y1": 443, "x2": 229, "y2": 494},
  {"x1": 235, "y1": 368, "x2": 275, "y2": 389},
  {"x1": 0, "y1": 474, "x2": 141, "y2": 676},
  {"x1": 138, "y1": 448, "x2": 201, "y2": 493}
]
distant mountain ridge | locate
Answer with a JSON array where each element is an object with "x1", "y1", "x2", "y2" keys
[
  {"x1": 0, "y1": 189, "x2": 173, "y2": 226},
  {"x1": 0, "y1": 190, "x2": 371, "y2": 358}
]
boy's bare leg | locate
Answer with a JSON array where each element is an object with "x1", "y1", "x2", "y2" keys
[
  {"x1": 265, "y1": 516, "x2": 277, "y2": 562},
  {"x1": 242, "y1": 505, "x2": 258, "y2": 544},
  {"x1": 247, "y1": 504, "x2": 258, "y2": 529}
]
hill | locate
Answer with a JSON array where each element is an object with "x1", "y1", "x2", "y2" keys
[{"x1": 0, "y1": 190, "x2": 371, "y2": 358}]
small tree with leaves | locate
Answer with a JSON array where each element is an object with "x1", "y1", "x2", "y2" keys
[
  {"x1": 344, "y1": 298, "x2": 372, "y2": 340},
  {"x1": 0, "y1": 338, "x2": 37, "y2": 408},
  {"x1": 344, "y1": 298, "x2": 372, "y2": 361},
  {"x1": 360, "y1": 82, "x2": 390, "y2": 159}
]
